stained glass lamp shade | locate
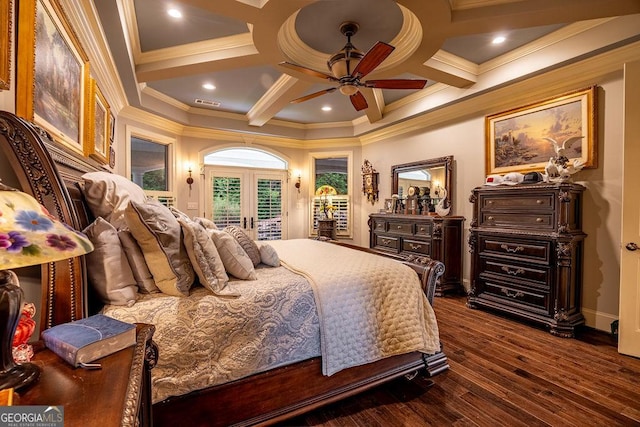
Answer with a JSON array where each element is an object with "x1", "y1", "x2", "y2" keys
[{"x1": 0, "y1": 183, "x2": 94, "y2": 391}]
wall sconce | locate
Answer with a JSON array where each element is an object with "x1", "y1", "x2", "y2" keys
[
  {"x1": 186, "y1": 166, "x2": 194, "y2": 190},
  {"x1": 293, "y1": 170, "x2": 301, "y2": 193}
]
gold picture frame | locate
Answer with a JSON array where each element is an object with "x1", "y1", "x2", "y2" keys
[
  {"x1": 0, "y1": 0, "x2": 11, "y2": 90},
  {"x1": 16, "y1": 0, "x2": 89, "y2": 154},
  {"x1": 485, "y1": 86, "x2": 597, "y2": 175},
  {"x1": 85, "y1": 78, "x2": 110, "y2": 164}
]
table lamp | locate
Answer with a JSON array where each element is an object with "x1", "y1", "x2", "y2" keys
[{"x1": 0, "y1": 182, "x2": 94, "y2": 391}]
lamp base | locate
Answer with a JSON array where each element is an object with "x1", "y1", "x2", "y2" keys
[
  {"x1": 0, "y1": 362, "x2": 40, "y2": 391},
  {"x1": 0, "y1": 270, "x2": 41, "y2": 392}
]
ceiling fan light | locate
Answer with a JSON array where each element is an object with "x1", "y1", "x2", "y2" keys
[
  {"x1": 328, "y1": 47, "x2": 364, "y2": 78},
  {"x1": 339, "y1": 84, "x2": 358, "y2": 96}
]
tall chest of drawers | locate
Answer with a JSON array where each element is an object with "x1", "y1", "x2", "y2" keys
[
  {"x1": 369, "y1": 213, "x2": 465, "y2": 295},
  {"x1": 467, "y1": 183, "x2": 586, "y2": 337}
]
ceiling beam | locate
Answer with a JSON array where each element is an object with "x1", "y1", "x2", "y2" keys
[{"x1": 247, "y1": 75, "x2": 313, "y2": 127}]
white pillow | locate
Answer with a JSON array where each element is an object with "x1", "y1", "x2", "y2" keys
[
  {"x1": 81, "y1": 172, "x2": 148, "y2": 230},
  {"x1": 83, "y1": 218, "x2": 137, "y2": 306},
  {"x1": 118, "y1": 229, "x2": 159, "y2": 294},
  {"x1": 224, "y1": 226, "x2": 261, "y2": 267},
  {"x1": 125, "y1": 199, "x2": 195, "y2": 296},
  {"x1": 210, "y1": 229, "x2": 256, "y2": 280}
]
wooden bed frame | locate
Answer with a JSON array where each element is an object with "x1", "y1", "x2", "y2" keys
[{"x1": 0, "y1": 111, "x2": 449, "y2": 426}]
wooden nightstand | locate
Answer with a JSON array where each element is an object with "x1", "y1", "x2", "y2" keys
[
  {"x1": 317, "y1": 219, "x2": 337, "y2": 240},
  {"x1": 14, "y1": 323, "x2": 157, "y2": 427}
]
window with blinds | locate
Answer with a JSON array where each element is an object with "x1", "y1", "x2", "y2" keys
[
  {"x1": 257, "y1": 178, "x2": 282, "y2": 240},
  {"x1": 211, "y1": 176, "x2": 242, "y2": 228},
  {"x1": 312, "y1": 196, "x2": 350, "y2": 236}
]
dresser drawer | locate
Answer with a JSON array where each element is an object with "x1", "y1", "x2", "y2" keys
[
  {"x1": 415, "y1": 223, "x2": 432, "y2": 236},
  {"x1": 373, "y1": 219, "x2": 387, "y2": 232},
  {"x1": 480, "y1": 193, "x2": 554, "y2": 211},
  {"x1": 374, "y1": 234, "x2": 400, "y2": 251},
  {"x1": 479, "y1": 257, "x2": 550, "y2": 289},
  {"x1": 387, "y1": 222, "x2": 414, "y2": 235},
  {"x1": 480, "y1": 212, "x2": 554, "y2": 230},
  {"x1": 402, "y1": 238, "x2": 431, "y2": 256},
  {"x1": 481, "y1": 279, "x2": 550, "y2": 313},
  {"x1": 479, "y1": 236, "x2": 552, "y2": 263}
]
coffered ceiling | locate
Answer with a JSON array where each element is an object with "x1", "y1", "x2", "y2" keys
[{"x1": 93, "y1": 0, "x2": 640, "y2": 138}]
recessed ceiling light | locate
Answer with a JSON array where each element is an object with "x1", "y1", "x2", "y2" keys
[
  {"x1": 202, "y1": 83, "x2": 216, "y2": 90},
  {"x1": 492, "y1": 36, "x2": 506, "y2": 44},
  {"x1": 167, "y1": 8, "x2": 182, "y2": 19},
  {"x1": 321, "y1": 106, "x2": 332, "y2": 112}
]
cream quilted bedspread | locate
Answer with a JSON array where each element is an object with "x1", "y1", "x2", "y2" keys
[{"x1": 270, "y1": 239, "x2": 441, "y2": 376}]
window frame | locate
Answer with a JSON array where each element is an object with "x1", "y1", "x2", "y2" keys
[
  {"x1": 125, "y1": 125, "x2": 176, "y2": 201},
  {"x1": 308, "y1": 151, "x2": 353, "y2": 239}
]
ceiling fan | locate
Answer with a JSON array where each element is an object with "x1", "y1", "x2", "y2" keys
[{"x1": 280, "y1": 21, "x2": 427, "y2": 111}]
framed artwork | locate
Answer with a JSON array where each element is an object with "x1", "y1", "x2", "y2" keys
[
  {"x1": 485, "y1": 86, "x2": 597, "y2": 175},
  {"x1": 85, "y1": 79, "x2": 110, "y2": 164},
  {"x1": 16, "y1": 0, "x2": 89, "y2": 154},
  {"x1": 0, "y1": 0, "x2": 11, "y2": 90},
  {"x1": 384, "y1": 198, "x2": 394, "y2": 213}
]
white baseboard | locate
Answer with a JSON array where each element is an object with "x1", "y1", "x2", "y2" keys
[{"x1": 582, "y1": 307, "x2": 618, "y2": 333}]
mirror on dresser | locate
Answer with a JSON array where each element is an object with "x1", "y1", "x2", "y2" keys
[{"x1": 391, "y1": 155, "x2": 453, "y2": 215}]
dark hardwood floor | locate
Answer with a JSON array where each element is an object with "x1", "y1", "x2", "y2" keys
[{"x1": 281, "y1": 295, "x2": 640, "y2": 426}]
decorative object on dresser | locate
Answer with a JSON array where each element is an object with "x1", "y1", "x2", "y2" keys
[
  {"x1": 0, "y1": 184, "x2": 94, "y2": 392},
  {"x1": 467, "y1": 182, "x2": 586, "y2": 337},
  {"x1": 317, "y1": 218, "x2": 337, "y2": 240},
  {"x1": 369, "y1": 213, "x2": 465, "y2": 296},
  {"x1": 392, "y1": 156, "x2": 454, "y2": 216},
  {"x1": 361, "y1": 159, "x2": 379, "y2": 204}
]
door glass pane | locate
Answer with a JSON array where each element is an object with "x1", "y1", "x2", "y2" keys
[
  {"x1": 212, "y1": 176, "x2": 241, "y2": 228},
  {"x1": 256, "y1": 178, "x2": 282, "y2": 240}
]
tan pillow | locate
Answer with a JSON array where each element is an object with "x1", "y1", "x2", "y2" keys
[
  {"x1": 193, "y1": 217, "x2": 218, "y2": 231},
  {"x1": 125, "y1": 199, "x2": 195, "y2": 296},
  {"x1": 224, "y1": 226, "x2": 261, "y2": 267},
  {"x1": 118, "y1": 229, "x2": 159, "y2": 294},
  {"x1": 178, "y1": 218, "x2": 236, "y2": 296},
  {"x1": 83, "y1": 218, "x2": 137, "y2": 306},
  {"x1": 210, "y1": 229, "x2": 256, "y2": 280},
  {"x1": 81, "y1": 171, "x2": 148, "y2": 230},
  {"x1": 258, "y1": 243, "x2": 280, "y2": 267}
]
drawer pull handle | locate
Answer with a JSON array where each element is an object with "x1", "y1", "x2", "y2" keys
[
  {"x1": 419, "y1": 227, "x2": 425, "y2": 232},
  {"x1": 500, "y1": 244, "x2": 524, "y2": 253},
  {"x1": 409, "y1": 243, "x2": 422, "y2": 250},
  {"x1": 536, "y1": 218, "x2": 543, "y2": 223},
  {"x1": 501, "y1": 266, "x2": 525, "y2": 276},
  {"x1": 536, "y1": 200, "x2": 543, "y2": 204},
  {"x1": 381, "y1": 238, "x2": 391, "y2": 245},
  {"x1": 487, "y1": 216, "x2": 494, "y2": 221},
  {"x1": 500, "y1": 288, "x2": 524, "y2": 299},
  {"x1": 397, "y1": 225, "x2": 402, "y2": 229},
  {"x1": 487, "y1": 200, "x2": 494, "y2": 204}
]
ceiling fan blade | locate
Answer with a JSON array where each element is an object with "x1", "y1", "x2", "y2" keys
[
  {"x1": 364, "y1": 79, "x2": 428, "y2": 90},
  {"x1": 279, "y1": 62, "x2": 337, "y2": 82},
  {"x1": 350, "y1": 91, "x2": 368, "y2": 111},
  {"x1": 290, "y1": 87, "x2": 337, "y2": 104},
  {"x1": 351, "y1": 41, "x2": 395, "y2": 79}
]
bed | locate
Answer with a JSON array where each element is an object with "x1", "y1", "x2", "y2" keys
[{"x1": 0, "y1": 110, "x2": 448, "y2": 426}]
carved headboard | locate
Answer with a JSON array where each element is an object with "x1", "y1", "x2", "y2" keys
[{"x1": 0, "y1": 111, "x2": 104, "y2": 329}]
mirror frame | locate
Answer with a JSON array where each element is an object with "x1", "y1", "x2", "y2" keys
[{"x1": 391, "y1": 155, "x2": 454, "y2": 212}]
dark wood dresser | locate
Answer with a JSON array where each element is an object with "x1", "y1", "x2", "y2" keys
[
  {"x1": 369, "y1": 213, "x2": 465, "y2": 295},
  {"x1": 467, "y1": 182, "x2": 586, "y2": 337},
  {"x1": 16, "y1": 324, "x2": 157, "y2": 426}
]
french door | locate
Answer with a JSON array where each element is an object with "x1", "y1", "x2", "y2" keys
[{"x1": 204, "y1": 167, "x2": 287, "y2": 240}]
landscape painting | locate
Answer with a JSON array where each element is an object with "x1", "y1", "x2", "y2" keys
[{"x1": 485, "y1": 87, "x2": 597, "y2": 175}]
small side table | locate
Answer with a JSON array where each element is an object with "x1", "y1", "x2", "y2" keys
[{"x1": 317, "y1": 219, "x2": 336, "y2": 240}]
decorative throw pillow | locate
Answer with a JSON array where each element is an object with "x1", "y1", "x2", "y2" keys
[
  {"x1": 83, "y1": 218, "x2": 137, "y2": 306},
  {"x1": 194, "y1": 217, "x2": 218, "y2": 231},
  {"x1": 178, "y1": 218, "x2": 237, "y2": 296},
  {"x1": 117, "y1": 229, "x2": 159, "y2": 294},
  {"x1": 224, "y1": 226, "x2": 261, "y2": 267},
  {"x1": 81, "y1": 171, "x2": 148, "y2": 230},
  {"x1": 258, "y1": 243, "x2": 280, "y2": 267},
  {"x1": 210, "y1": 229, "x2": 257, "y2": 280},
  {"x1": 125, "y1": 199, "x2": 195, "y2": 296},
  {"x1": 170, "y1": 206, "x2": 191, "y2": 222}
]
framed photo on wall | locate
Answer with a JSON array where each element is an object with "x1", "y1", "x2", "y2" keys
[
  {"x1": 0, "y1": 0, "x2": 11, "y2": 90},
  {"x1": 485, "y1": 86, "x2": 597, "y2": 175},
  {"x1": 16, "y1": 0, "x2": 90, "y2": 154},
  {"x1": 85, "y1": 79, "x2": 110, "y2": 164}
]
